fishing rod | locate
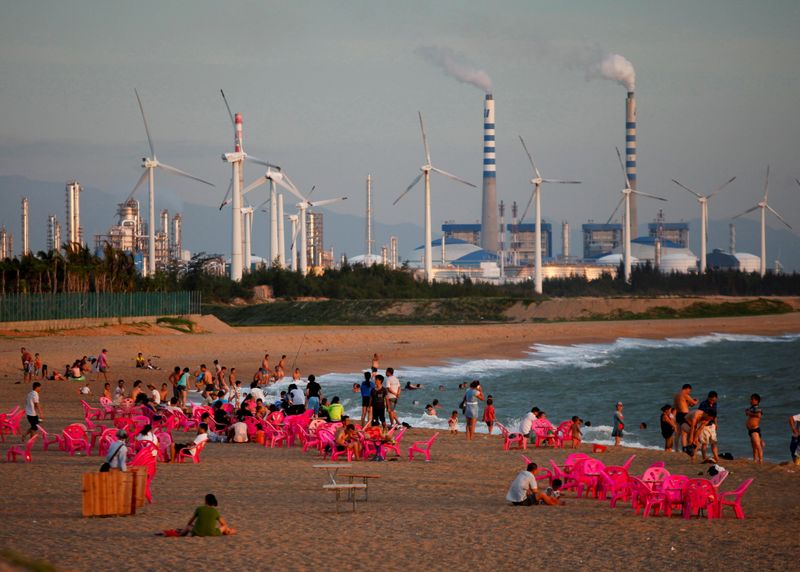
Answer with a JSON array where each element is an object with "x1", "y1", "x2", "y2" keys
[{"x1": 290, "y1": 334, "x2": 307, "y2": 372}]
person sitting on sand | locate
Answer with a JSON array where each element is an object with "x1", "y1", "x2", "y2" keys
[
  {"x1": 181, "y1": 494, "x2": 236, "y2": 536},
  {"x1": 135, "y1": 353, "x2": 145, "y2": 368},
  {"x1": 506, "y1": 462, "x2": 540, "y2": 506}
]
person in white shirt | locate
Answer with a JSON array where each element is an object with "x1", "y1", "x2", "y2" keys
[
  {"x1": 506, "y1": 463, "x2": 539, "y2": 506},
  {"x1": 385, "y1": 367, "x2": 401, "y2": 426},
  {"x1": 520, "y1": 407, "x2": 539, "y2": 440},
  {"x1": 172, "y1": 424, "x2": 209, "y2": 462},
  {"x1": 106, "y1": 430, "x2": 128, "y2": 471},
  {"x1": 249, "y1": 381, "x2": 266, "y2": 403},
  {"x1": 22, "y1": 382, "x2": 43, "y2": 440},
  {"x1": 288, "y1": 384, "x2": 306, "y2": 415},
  {"x1": 135, "y1": 424, "x2": 160, "y2": 458},
  {"x1": 148, "y1": 384, "x2": 161, "y2": 405}
]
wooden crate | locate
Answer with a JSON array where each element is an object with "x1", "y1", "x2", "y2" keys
[
  {"x1": 129, "y1": 466, "x2": 147, "y2": 508},
  {"x1": 81, "y1": 471, "x2": 137, "y2": 517}
]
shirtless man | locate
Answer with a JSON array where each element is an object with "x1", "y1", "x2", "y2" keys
[
  {"x1": 673, "y1": 384, "x2": 698, "y2": 450},
  {"x1": 745, "y1": 393, "x2": 764, "y2": 464},
  {"x1": 260, "y1": 354, "x2": 272, "y2": 380},
  {"x1": 196, "y1": 364, "x2": 213, "y2": 392},
  {"x1": 680, "y1": 409, "x2": 712, "y2": 462},
  {"x1": 274, "y1": 355, "x2": 287, "y2": 380}
]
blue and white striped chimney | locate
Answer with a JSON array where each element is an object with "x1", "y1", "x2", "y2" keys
[
  {"x1": 626, "y1": 91, "x2": 638, "y2": 236},
  {"x1": 481, "y1": 93, "x2": 498, "y2": 252}
]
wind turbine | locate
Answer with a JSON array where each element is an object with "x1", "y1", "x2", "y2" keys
[
  {"x1": 607, "y1": 147, "x2": 667, "y2": 282},
  {"x1": 671, "y1": 176, "x2": 736, "y2": 273},
  {"x1": 241, "y1": 205, "x2": 254, "y2": 271},
  {"x1": 394, "y1": 112, "x2": 476, "y2": 282},
  {"x1": 127, "y1": 89, "x2": 214, "y2": 276},
  {"x1": 732, "y1": 165, "x2": 792, "y2": 276},
  {"x1": 518, "y1": 136, "x2": 581, "y2": 294},
  {"x1": 242, "y1": 168, "x2": 307, "y2": 267},
  {"x1": 218, "y1": 90, "x2": 280, "y2": 281},
  {"x1": 291, "y1": 195, "x2": 348, "y2": 275}
]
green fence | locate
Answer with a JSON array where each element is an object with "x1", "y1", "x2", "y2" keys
[{"x1": 0, "y1": 291, "x2": 201, "y2": 323}]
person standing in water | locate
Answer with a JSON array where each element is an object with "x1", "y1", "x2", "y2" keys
[
  {"x1": 612, "y1": 402, "x2": 624, "y2": 447},
  {"x1": 464, "y1": 380, "x2": 484, "y2": 441}
]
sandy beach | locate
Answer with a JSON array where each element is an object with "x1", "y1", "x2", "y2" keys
[{"x1": 1, "y1": 312, "x2": 799, "y2": 571}]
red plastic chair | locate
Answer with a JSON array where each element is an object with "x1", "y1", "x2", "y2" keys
[
  {"x1": 98, "y1": 397, "x2": 116, "y2": 420},
  {"x1": 7, "y1": 434, "x2": 39, "y2": 462},
  {"x1": 598, "y1": 466, "x2": 632, "y2": 507},
  {"x1": 621, "y1": 454, "x2": 636, "y2": 470},
  {"x1": 716, "y1": 478, "x2": 753, "y2": 519},
  {"x1": 532, "y1": 420, "x2": 556, "y2": 448},
  {"x1": 1, "y1": 410, "x2": 24, "y2": 438},
  {"x1": 96, "y1": 428, "x2": 119, "y2": 457},
  {"x1": 552, "y1": 420, "x2": 574, "y2": 449},
  {"x1": 130, "y1": 444, "x2": 158, "y2": 503},
  {"x1": 631, "y1": 477, "x2": 668, "y2": 517},
  {"x1": 640, "y1": 466, "x2": 670, "y2": 486},
  {"x1": 382, "y1": 427, "x2": 407, "y2": 458},
  {"x1": 177, "y1": 440, "x2": 207, "y2": 464},
  {"x1": 521, "y1": 454, "x2": 553, "y2": 485},
  {"x1": 329, "y1": 446, "x2": 354, "y2": 462},
  {"x1": 660, "y1": 474, "x2": 689, "y2": 515},
  {"x1": 81, "y1": 400, "x2": 103, "y2": 421},
  {"x1": 408, "y1": 432, "x2": 440, "y2": 462},
  {"x1": 35, "y1": 424, "x2": 62, "y2": 452},
  {"x1": 62, "y1": 424, "x2": 91, "y2": 456},
  {"x1": 681, "y1": 479, "x2": 718, "y2": 520},
  {"x1": 496, "y1": 422, "x2": 526, "y2": 451}
]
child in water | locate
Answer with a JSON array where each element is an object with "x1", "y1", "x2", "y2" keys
[
  {"x1": 482, "y1": 397, "x2": 496, "y2": 434},
  {"x1": 745, "y1": 393, "x2": 764, "y2": 464},
  {"x1": 448, "y1": 410, "x2": 459, "y2": 434}
]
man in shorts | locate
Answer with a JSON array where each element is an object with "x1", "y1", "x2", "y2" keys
[
  {"x1": 673, "y1": 383, "x2": 698, "y2": 450},
  {"x1": 385, "y1": 367, "x2": 401, "y2": 427},
  {"x1": 21, "y1": 347, "x2": 34, "y2": 383},
  {"x1": 370, "y1": 375, "x2": 389, "y2": 429},
  {"x1": 359, "y1": 371, "x2": 374, "y2": 428},
  {"x1": 22, "y1": 382, "x2": 43, "y2": 441},
  {"x1": 95, "y1": 349, "x2": 110, "y2": 383},
  {"x1": 698, "y1": 391, "x2": 719, "y2": 463}
]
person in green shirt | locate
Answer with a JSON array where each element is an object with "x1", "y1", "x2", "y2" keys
[
  {"x1": 327, "y1": 396, "x2": 344, "y2": 422},
  {"x1": 181, "y1": 494, "x2": 236, "y2": 536}
]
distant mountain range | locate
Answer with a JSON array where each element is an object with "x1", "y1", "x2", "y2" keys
[{"x1": 2, "y1": 175, "x2": 798, "y2": 272}]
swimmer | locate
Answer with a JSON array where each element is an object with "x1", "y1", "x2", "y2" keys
[{"x1": 405, "y1": 382, "x2": 422, "y2": 390}]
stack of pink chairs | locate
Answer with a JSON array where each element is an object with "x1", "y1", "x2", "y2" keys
[{"x1": 0, "y1": 408, "x2": 24, "y2": 441}]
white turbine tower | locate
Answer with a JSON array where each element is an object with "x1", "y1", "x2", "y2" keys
[
  {"x1": 671, "y1": 176, "x2": 736, "y2": 273},
  {"x1": 127, "y1": 89, "x2": 214, "y2": 276},
  {"x1": 518, "y1": 136, "x2": 581, "y2": 294},
  {"x1": 394, "y1": 112, "x2": 476, "y2": 282},
  {"x1": 242, "y1": 168, "x2": 307, "y2": 267},
  {"x1": 287, "y1": 214, "x2": 299, "y2": 271},
  {"x1": 218, "y1": 90, "x2": 280, "y2": 281},
  {"x1": 241, "y1": 205, "x2": 254, "y2": 271},
  {"x1": 732, "y1": 165, "x2": 792, "y2": 277},
  {"x1": 607, "y1": 147, "x2": 667, "y2": 282},
  {"x1": 291, "y1": 196, "x2": 348, "y2": 275}
]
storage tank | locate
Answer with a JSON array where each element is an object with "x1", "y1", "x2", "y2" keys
[
  {"x1": 659, "y1": 253, "x2": 698, "y2": 274},
  {"x1": 733, "y1": 252, "x2": 760, "y2": 273}
]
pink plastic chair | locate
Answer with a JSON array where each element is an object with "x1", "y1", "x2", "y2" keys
[
  {"x1": 35, "y1": 425, "x2": 62, "y2": 451},
  {"x1": 155, "y1": 431, "x2": 173, "y2": 462},
  {"x1": 640, "y1": 466, "x2": 670, "y2": 486},
  {"x1": 709, "y1": 470, "x2": 729, "y2": 491},
  {"x1": 660, "y1": 474, "x2": 689, "y2": 515},
  {"x1": 177, "y1": 440, "x2": 206, "y2": 464},
  {"x1": 532, "y1": 420, "x2": 556, "y2": 448},
  {"x1": 329, "y1": 445, "x2": 354, "y2": 462},
  {"x1": 260, "y1": 420, "x2": 288, "y2": 448},
  {"x1": 497, "y1": 422, "x2": 526, "y2": 451},
  {"x1": 1, "y1": 410, "x2": 24, "y2": 438},
  {"x1": 98, "y1": 397, "x2": 116, "y2": 420},
  {"x1": 571, "y1": 458, "x2": 606, "y2": 498},
  {"x1": 62, "y1": 424, "x2": 91, "y2": 456},
  {"x1": 521, "y1": 454, "x2": 553, "y2": 485},
  {"x1": 621, "y1": 454, "x2": 636, "y2": 470},
  {"x1": 130, "y1": 444, "x2": 158, "y2": 503},
  {"x1": 716, "y1": 478, "x2": 753, "y2": 519},
  {"x1": 598, "y1": 466, "x2": 632, "y2": 506},
  {"x1": 408, "y1": 432, "x2": 439, "y2": 462},
  {"x1": 7, "y1": 434, "x2": 39, "y2": 462},
  {"x1": 552, "y1": 420, "x2": 574, "y2": 449},
  {"x1": 681, "y1": 479, "x2": 718, "y2": 520},
  {"x1": 81, "y1": 400, "x2": 103, "y2": 421},
  {"x1": 382, "y1": 427, "x2": 407, "y2": 458},
  {"x1": 631, "y1": 477, "x2": 668, "y2": 517}
]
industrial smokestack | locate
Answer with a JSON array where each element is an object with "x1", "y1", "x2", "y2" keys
[
  {"x1": 65, "y1": 180, "x2": 83, "y2": 250},
  {"x1": 626, "y1": 91, "x2": 638, "y2": 236},
  {"x1": 0, "y1": 226, "x2": 9, "y2": 259},
  {"x1": 21, "y1": 197, "x2": 29, "y2": 256},
  {"x1": 172, "y1": 214, "x2": 182, "y2": 260},
  {"x1": 481, "y1": 94, "x2": 498, "y2": 252},
  {"x1": 47, "y1": 215, "x2": 59, "y2": 252},
  {"x1": 562, "y1": 221, "x2": 570, "y2": 260},
  {"x1": 366, "y1": 174, "x2": 373, "y2": 258},
  {"x1": 511, "y1": 201, "x2": 519, "y2": 266},
  {"x1": 390, "y1": 236, "x2": 398, "y2": 269}
]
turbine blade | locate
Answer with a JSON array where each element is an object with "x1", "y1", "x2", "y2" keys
[
  {"x1": 606, "y1": 195, "x2": 625, "y2": 225},
  {"x1": 125, "y1": 170, "x2": 149, "y2": 203},
  {"x1": 276, "y1": 175, "x2": 308, "y2": 203},
  {"x1": 242, "y1": 176, "x2": 267, "y2": 196},
  {"x1": 671, "y1": 179, "x2": 702, "y2": 199},
  {"x1": 518, "y1": 135, "x2": 541, "y2": 179},
  {"x1": 541, "y1": 179, "x2": 581, "y2": 184},
  {"x1": 766, "y1": 204, "x2": 792, "y2": 229},
  {"x1": 706, "y1": 176, "x2": 736, "y2": 199},
  {"x1": 220, "y1": 89, "x2": 235, "y2": 127},
  {"x1": 763, "y1": 164, "x2": 770, "y2": 201},
  {"x1": 157, "y1": 163, "x2": 215, "y2": 186},
  {"x1": 134, "y1": 89, "x2": 155, "y2": 158},
  {"x1": 518, "y1": 191, "x2": 534, "y2": 226},
  {"x1": 419, "y1": 111, "x2": 431, "y2": 166},
  {"x1": 393, "y1": 173, "x2": 423, "y2": 205},
  {"x1": 732, "y1": 205, "x2": 760, "y2": 219},
  {"x1": 246, "y1": 156, "x2": 281, "y2": 170},
  {"x1": 631, "y1": 189, "x2": 667, "y2": 202},
  {"x1": 431, "y1": 166, "x2": 476, "y2": 188},
  {"x1": 308, "y1": 185, "x2": 317, "y2": 198},
  {"x1": 309, "y1": 197, "x2": 347, "y2": 208},
  {"x1": 616, "y1": 147, "x2": 632, "y2": 190},
  {"x1": 795, "y1": 177, "x2": 800, "y2": 188},
  {"x1": 255, "y1": 197, "x2": 272, "y2": 212},
  {"x1": 218, "y1": 179, "x2": 233, "y2": 210}
]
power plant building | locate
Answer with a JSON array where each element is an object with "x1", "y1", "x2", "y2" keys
[
  {"x1": 582, "y1": 223, "x2": 623, "y2": 260},
  {"x1": 441, "y1": 222, "x2": 552, "y2": 262},
  {"x1": 647, "y1": 221, "x2": 689, "y2": 249}
]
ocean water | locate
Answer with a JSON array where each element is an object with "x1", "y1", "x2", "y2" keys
[{"x1": 300, "y1": 332, "x2": 800, "y2": 463}]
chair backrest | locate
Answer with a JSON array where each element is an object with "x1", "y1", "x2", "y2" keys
[
  {"x1": 63, "y1": 424, "x2": 88, "y2": 440},
  {"x1": 155, "y1": 431, "x2": 173, "y2": 447},
  {"x1": 581, "y1": 458, "x2": 606, "y2": 475},
  {"x1": 621, "y1": 454, "x2": 636, "y2": 470},
  {"x1": 555, "y1": 420, "x2": 573, "y2": 438},
  {"x1": 564, "y1": 453, "x2": 590, "y2": 469},
  {"x1": 641, "y1": 466, "x2": 670, "y2": 483},
  {"x1": 426, "y1": 432, "x2": 440, "y2": 446},
  {"x1": 114, "y1": 417, "x2": 135, "y2": 432},
  {"x1": 630, "y1": 477, "x2": 655, "y2": 497},
  {"x1": 709, "y1": 470, "x2": 729, "y2": 488},
  {"x1": 729, "y1": 478, "x2": 754, "y2": 499},
  {"x1": 130, "y1": 443, "x2": 157, "y2": 466},
  {"x1": 99, "y1": 397, "x2": 113, "y2": 406},
  {"x1": 496, "y1": 422, "x2": 511, "y2": 438},
  {"x1": 603, "y1": 466, "x2": 630, "y2": 484},
  {"x1": 24, "y1": 433, "x2": 39, "y2": 453},
  {"x1": 393, "y1": 427, "x2": 407, "y2": 444},
  {"x1": 683, "y1": 478, "x2": 717, "y2": 508}
]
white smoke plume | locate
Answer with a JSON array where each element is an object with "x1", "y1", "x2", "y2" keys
[
  {"x1": 595, "y1": 53, "x2": 635, "y2": 91},
  {"x1": 415, "y1": 45, "x2": 492, "y2": 93}
]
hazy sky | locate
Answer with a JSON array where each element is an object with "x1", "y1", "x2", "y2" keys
[{"x1": 1, "y1": 0, "x2": 798, "y2": 256}]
